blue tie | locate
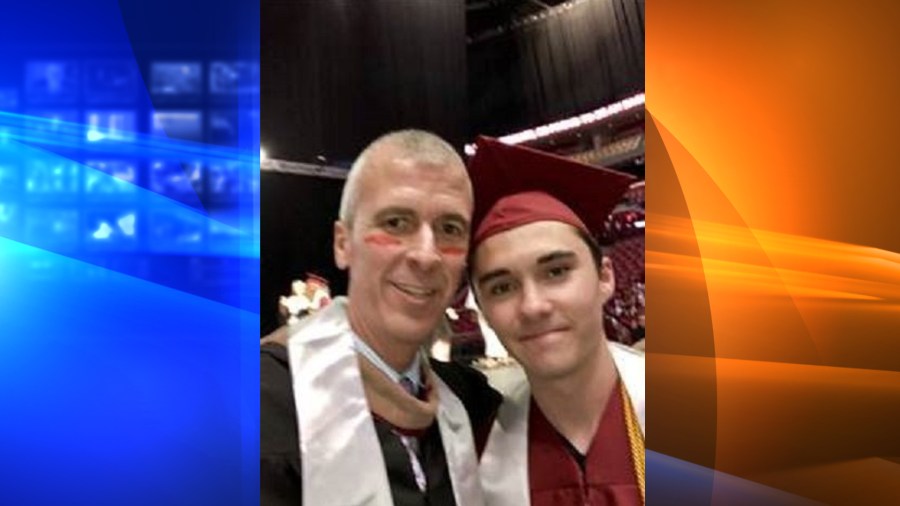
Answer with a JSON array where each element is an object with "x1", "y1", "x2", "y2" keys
[
  {"x1": 399, "y1": 376, "x2": 418, "y2": 398},
  {"x1": 396, "y1": 376, "x2": 426, "y2": 492}
]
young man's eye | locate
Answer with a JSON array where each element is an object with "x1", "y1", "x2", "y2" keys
[
  {"x1": 546, "y1": 265, "x2": 572, "y2": 278},
  {"x1": 488, "y1": 281, "x2": 514, "y2": 297}
]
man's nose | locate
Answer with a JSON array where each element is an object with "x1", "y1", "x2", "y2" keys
[{"x1": 407, "y1": 225, "x2": 441, "y2": 270}]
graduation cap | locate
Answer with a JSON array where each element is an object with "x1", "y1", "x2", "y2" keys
[
  {"x1": 467, "y1": 136, "x2": 637, "y2": 248},
  {"x1": 305, "y1": 272, "x2": 329, "y2": 287}
]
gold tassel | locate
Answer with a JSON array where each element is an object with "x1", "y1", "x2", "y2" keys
[{"x1": 621, "y1": 383, "x2": 645, "y2": 505}]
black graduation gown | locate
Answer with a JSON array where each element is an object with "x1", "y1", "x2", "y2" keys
[{"x1": 260, "y1": 343, "x2": 500, "y2": 506}]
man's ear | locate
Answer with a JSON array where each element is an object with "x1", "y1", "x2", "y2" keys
[
  {"x1": 334, "y1": 220, "x2": 350, "y2": 270},
  {"x1": 598, "y1": 256, "x2": 615, "y2": 301}
]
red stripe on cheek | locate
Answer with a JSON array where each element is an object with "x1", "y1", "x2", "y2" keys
[
  {"x1": 363, "y1": 233, "x2": 402, "y2": 247},
  {"x1": 439, "y1": 246, "x2": 466, "y2": 256}
]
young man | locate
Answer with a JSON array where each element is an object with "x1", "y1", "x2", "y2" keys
[
  {"x1": 467, "y1": 137, "x2": 645, "y2": 506},
  {"x1": 260, "y1": 130, "x2": 500, "y2": 506}
]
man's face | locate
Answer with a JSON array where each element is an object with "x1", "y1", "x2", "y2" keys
[
  {"x1": 472, "y1": 221, "x2": 614, "y2": 381},
  {"x1": 334, "y1": 150, "x2": 472, "y2": 351}
]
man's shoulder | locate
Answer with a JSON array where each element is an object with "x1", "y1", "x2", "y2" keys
[
  {"x1": 261, "y1": 340, "x2": 289, "y2": 364},
  {"x1": 261, "y1": 342, "x2": 300, "y2": 457},
  {"x1": 260, "y1": 341, "x2": 303, "y2": 505},
  {"x1": 431, "y1": 359, "x2": 491, "y2": 391},
  {"x1": 430, "y1": 359, "x2": 502, "y2": 456},
  {"x1": 261, "y1": 341, "x2": 292, "y2": 389},
  {"x1": 431, "y1": 359, "x2": 501, "y2": 418},
  {"x1": 260, "y1": 341, "x2": 294, "y2": 409}
]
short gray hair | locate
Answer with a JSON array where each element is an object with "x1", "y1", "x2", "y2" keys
[{"x1": 338, "y1": 129, "x2": 466, "y2": 226}]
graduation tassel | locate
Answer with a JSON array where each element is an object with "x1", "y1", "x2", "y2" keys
[{"x1": 621, "y1": 383, "x2": 645, "y2": 505}]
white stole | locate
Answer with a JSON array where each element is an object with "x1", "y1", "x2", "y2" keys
[
  {"x1": 480, "y1": 341, "x2": 646, "y2": 506},
  {"x1": 288, "y1": 297, "x2": 485, "y2": 506}
]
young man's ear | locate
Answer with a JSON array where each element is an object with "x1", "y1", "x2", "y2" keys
[
  {"x1": 598, "y1": 256, "x2": 616, "y2": 300},
  {"x1": 334, "y1": 221, "x2": 350, "y2": 270}
]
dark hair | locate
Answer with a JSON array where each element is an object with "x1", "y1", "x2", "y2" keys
[{"x1": 575, "y1": 227, "x2": 604, "y2": 270}]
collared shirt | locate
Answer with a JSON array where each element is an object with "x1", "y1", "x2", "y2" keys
[
  {"x1": 351, "y1": 332, "x2": 429, "y2": 492},
  {"x1": 352, "y1": 332, "x2": 423, "y2": 393}
]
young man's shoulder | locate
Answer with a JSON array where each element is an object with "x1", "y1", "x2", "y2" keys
[{"x1": 608, "y1": 340, "x2": 645, "y2": 361}]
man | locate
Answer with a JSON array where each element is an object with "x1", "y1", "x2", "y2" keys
[
  {"x1": 467, "y1": 137, "x2": 645, "y2": 506},
  {"x1": 260, "y1": 130, "x2": 500, "y2": 506}
]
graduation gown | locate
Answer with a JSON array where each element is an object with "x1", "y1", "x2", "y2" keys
[
  {"x1": 260, "y1": 297, "x2": 500, "y2": 506},
  {"x1": 480, "y1": 342, "x2": 645, "y2": 506}
]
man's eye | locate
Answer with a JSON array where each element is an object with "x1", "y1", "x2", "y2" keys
[
  {"x1": 440, "y1": 221, "x2": 466, "y2": 238},
  {"x1": 383, "y1": 216, "x2": 412, "y2": 232}
]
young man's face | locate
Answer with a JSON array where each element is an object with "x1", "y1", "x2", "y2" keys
[
  {"x1": 334, "y1": 149, "x2": 472, "y2": 352},
  {"x1": 472, "y1": 221, "x2": 614, "y2": 381}
]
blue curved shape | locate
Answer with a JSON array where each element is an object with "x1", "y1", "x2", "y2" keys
[{"x1": 647, "y1": 450, "x2": 825, "y2": 506}]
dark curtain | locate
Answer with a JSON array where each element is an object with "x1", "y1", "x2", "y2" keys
[
  {"x1": 262, "y1": 0, "x2": 468, "y2": 164},
  {"x1": 468, "y1": 0, "x2": 644, "y2": 137},
  {"x1": 260, "y1": 171, "x2": 348, "y2": 336},
  {"x1": 262, "y1": 0, "x2": 468, "y2": 335}
]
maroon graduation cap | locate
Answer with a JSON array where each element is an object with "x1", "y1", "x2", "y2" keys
[{"x1": 467, "y1": 136, "x2": 637, "y2": 247}]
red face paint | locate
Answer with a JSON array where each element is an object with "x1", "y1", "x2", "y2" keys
[
  {"x1": 438, "y1": 246, "x2": 466, "y2": 256},
  {"x1": 364, "y1": 233, "x2": 402, "y2": 247}
]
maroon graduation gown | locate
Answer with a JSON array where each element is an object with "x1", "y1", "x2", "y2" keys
[{"x1": 527, "y1": 383, "x2": 641, "y2": 506}]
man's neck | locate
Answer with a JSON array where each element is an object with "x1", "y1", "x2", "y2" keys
[
  {"x1": 345, "y1": 304, "x2": 420, "y2": 372},
  {"x1": 367, "y1": 337, "x2": 418, "y2": 371},
  {"x1": 529, "y1": 343, "x2": 618, "y2": 454},
  {"x1": 354, "y1": 334, "x2": 419, "y2": 378}
]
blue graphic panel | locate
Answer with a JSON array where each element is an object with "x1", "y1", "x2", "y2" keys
[{"x1": 0, "y1": 0, "x2": 259, "y2": 505}]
